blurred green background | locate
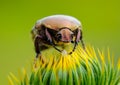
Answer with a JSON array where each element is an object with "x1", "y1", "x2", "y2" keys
[{"x1": 0, "y1": 0, "x2": 120, "y2": 84}]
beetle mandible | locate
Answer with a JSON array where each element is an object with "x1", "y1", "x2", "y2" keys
[{"x1": 31, "y1": 15, "x2": 85, "y2": 58}]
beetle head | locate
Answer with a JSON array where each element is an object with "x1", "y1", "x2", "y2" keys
[{"x1": 55, "y1": 27, "x2": 74, "y2": 43}]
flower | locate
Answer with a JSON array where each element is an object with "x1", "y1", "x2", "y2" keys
[{"x1": 8, "y1": 45, "x2": 120, "y2": 85}]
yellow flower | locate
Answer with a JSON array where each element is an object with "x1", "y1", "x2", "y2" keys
[{"x1": 8, "y1": 45, "x2": 120, "y2": 85}]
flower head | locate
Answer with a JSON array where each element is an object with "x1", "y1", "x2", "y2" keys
[{"x1": 8, "y1": 45, "x2": 120, "y2": 85}]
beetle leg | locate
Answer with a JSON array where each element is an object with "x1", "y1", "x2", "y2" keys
[
  {"x1": 45, "y1": 28, "x2": 52, "y2": 42},
  {"x1": 69, "y1": 39, "x2": 85, "y2": 54},
  {"x1": 69, "y1": 29, "x2": 85, "y2": 54},
  {"x1": 69, "y1": 42, "x2": 78, "y2": 54},
  {"x1": 34, "y1": 35, "x2": 42, "y2": 58},
  {"x1": 81, "y1": 39, "x2": 85, "y2": 50},
  {"x1": 51, "y1": 43, "x2": 62, "y2": 52},
  {"x1": 45, "y1": 28, "x2": 62, "y2": 53},
  {"x1": 69, "y1": 29, "x2": 80, "y2": 54},
  {"x1": 80, "y1": 30, "x2": 85, "y2": 50}
]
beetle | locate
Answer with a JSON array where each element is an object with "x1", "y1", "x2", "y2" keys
[{"x1": 31, "y1": 15, "x2": 85, "y2": 58}]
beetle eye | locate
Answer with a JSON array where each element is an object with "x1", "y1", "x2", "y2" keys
[{"x1": 56, "y1": 34, "x2": 62, "y2": 40}]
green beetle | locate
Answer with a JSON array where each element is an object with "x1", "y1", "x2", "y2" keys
[{"x1": 31, "y1": 15, "x2": 85, "y2": 58}]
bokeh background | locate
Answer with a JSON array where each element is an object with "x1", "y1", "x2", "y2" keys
[{"x1": 0, "y1": 0, "x2": 120, "y2": 84}]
